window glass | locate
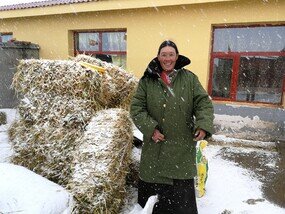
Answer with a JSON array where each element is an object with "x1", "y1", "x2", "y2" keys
[
  {"x1": 111, "y1": 54, "x2": 126, "y2": 69},
  {"x1": 102, "y1": 32, "x2": 126, "y2": 51},
  {"x1": 237, "y1": 56, "x2": 284, "y2": 103},
  {"x1": 75, "y1": 30, "x2": 127, "y2": 68},
  {"x1": 211, "y1": 58, "x2": 233, "y2": 98},
  {"x1": 0, "y1": 33, "x2": 12, "y2": 42},
  {"x1": 213, "y1": 26, "x2": 285, "y2": 52},
  {"x1": 78, "y1": 32, "x2": 99, "y2": 51}
]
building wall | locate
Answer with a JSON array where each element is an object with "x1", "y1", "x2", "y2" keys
[{"x1": 0, "y1": 0, "x2": 284, "y2": 140}]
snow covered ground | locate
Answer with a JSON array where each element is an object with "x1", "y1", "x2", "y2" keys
[{"x1": 0, "y1": 109, "x2": 284, "y2": 214}]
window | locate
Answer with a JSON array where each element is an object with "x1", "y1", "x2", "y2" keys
[
  {"x1": 209, "y1": 25, "x2": 285, "y2": 105},
  {"x1": 0, "y1": 33, "x2": 13, "y2": 42},
  {"x1": 74, "y1": 30, "x2": 127, "y2": 69}
]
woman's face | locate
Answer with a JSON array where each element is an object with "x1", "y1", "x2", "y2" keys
[{"x1": 158, "y1": 46, "x2": 178, "y2": 72}]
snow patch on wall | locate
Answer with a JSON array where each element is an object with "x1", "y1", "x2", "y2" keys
[
  {"x1": 225, "y1": 104, "x2": 261, "y2": 109},
  {"x1": 211, "y1": 134, "x2": 276, "y2": 150},
  {"x1": 214, "y1": 114, "x2": 277, "y2": 141}
]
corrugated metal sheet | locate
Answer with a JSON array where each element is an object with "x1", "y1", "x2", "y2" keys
[{"x1": 0, "y1": 0, "x2": 97, "y2": 11}]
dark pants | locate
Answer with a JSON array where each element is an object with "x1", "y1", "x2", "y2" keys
[{"x1": 138, "y1": 178, "x2": 198, "y2": 214}]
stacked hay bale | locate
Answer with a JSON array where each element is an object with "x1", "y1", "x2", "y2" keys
[
  {"x1": 9, "y1": 120, "x2": 83, "y2": 185},
  {"x1": 0, "y1": 111, "x2": 7, "y2": 125},
  {"x1": 73, "y1": 54, "x2": 138, "y2": 109},
  {"x1": 126, "y1": 147, "x2": 141, "y2": 188},
  {"x1": 9, "y1": 59, "x2": 101, "y2": 185},
  {"x1": 8, "y1": 56, "x2": 139, "y2": 213},
  {"x1": 69, "y1": 108, "x2": 133, "y2": 213},
  {"x1": 13, "y1": 59, "x2": 103, "y2": 119}
]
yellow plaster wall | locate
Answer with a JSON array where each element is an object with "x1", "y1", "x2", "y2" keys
[{"x1": 0, "y1": 0, "x2": 284, "y2": 94}]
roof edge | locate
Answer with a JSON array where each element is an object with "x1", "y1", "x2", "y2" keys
[
  {"x1": 0, "y1": 0, "x2": 95, "y2": 11},
  {"x1": 0, "y1": 0, "x2": 237, "y2": 19}
]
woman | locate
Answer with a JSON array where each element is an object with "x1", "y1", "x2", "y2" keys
[{"x1": 130, "y1": 40, "x2": 214, "y2": 214}]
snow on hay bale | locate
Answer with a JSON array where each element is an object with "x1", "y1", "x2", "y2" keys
[
  {"x1": 9, "y1": 59, "x2": 103, "y2": 185},
  {"x1": 18, "y1": 93, "x2": 97, "y2": 127},
  {"x1": 126, "y1": 147, "x2": 141, "y2": 187},
  {"x1": 0, "y1": 111, "x2": 7, "y2": 125},
  {"x1": 68, "y1": 108, "x2": 133, "y2": 213},
  {"x1": 73, "y1": 54, "x2": 138, "y2": 109},
  {"x1": 13, "y1": 58, "x2": 138, "y2": 110},
  {"x1": 8, "y1": 121, "x2": 82, "y2": 185},
  {"x1": 8, "y1": 56, "x2": 138, "y2": 212},
  {"x1": 13, "y1": 59, "x2": 101, "y2": 96},
  {"x1": 13, "y1": 59, "x2": 103, "y2": 113}
]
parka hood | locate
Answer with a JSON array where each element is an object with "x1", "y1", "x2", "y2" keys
[{"x1": 143, "y1": 55, "x2": 191, "y2": 79}]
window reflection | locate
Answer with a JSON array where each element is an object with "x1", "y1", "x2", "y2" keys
[
  {"x1": 237, "y1": 56, "x2": 284, "y2": 103},
  {"x1": 213, "y1": 26, "x2": 285, "y2": 52},
  {"x1": 78, "y1": 33, "x2": 99, "y2": 51},
  {"x1": 212, "y1": 58, "x2": 233, "y2": 98},
  {"x1": 102, "y1": 32, "x2": 126, "y2": 52},
  {"x1": 0, "y1": 33, "x2": 13, "y2": 43}
]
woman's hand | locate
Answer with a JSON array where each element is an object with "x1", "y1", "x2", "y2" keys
[
  {"x1": 152, "y1": 129, "x2": 165, "y2": 143},
  {"x1": 194, "y1": 129, "x2": 206, "y2": 141}
]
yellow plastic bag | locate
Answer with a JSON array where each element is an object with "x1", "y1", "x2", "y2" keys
[{"x1": 195, "y1": 140, "x2": 208, "y2": 198}]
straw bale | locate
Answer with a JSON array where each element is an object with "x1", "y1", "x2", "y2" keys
[
  {"x1": 9, "y1": 58, "x2": 103, "y2": 185},
  {"x1": 0, "y1": 111, "x2": 7, "y2": 125},
  {"x1": 14, "y1": 59, "x2": 100, "y2": 96},
  {"x1": 73, "y1": 55, "x2": 139, "y2": 109},
  {"x1": 9, "y1": 120, "x2": 82, "y2": 185},
  {"x1": 13, "y1": 59, "x2": 102, "y2": 98},
  {"x1": 13, "y1": 57, "x2": 138, "y2": 109},
  {"x1": 9, "y1": 55, "x2": 138, "y2": 212},
  {"x1": 126, "y1": 147, "x2": 141, "y2": 187},
  {"x1": 68, "y1": 108, "x2": 133, "y2": 214},
  {"x1": 18, "y1": 92, "x2": 99, "y2": 127}
]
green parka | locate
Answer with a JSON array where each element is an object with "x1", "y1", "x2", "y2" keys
[{"x1": 130, "y1": 55, "x2": 214, "y2": 185}]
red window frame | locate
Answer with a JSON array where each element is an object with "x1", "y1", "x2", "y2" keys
[
  {"x1": 208, "y1": 25, "x2": 285, "y2": 105},
  {"x1": 73, "y1": 29, "x2": 127, "y2": 56}
]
